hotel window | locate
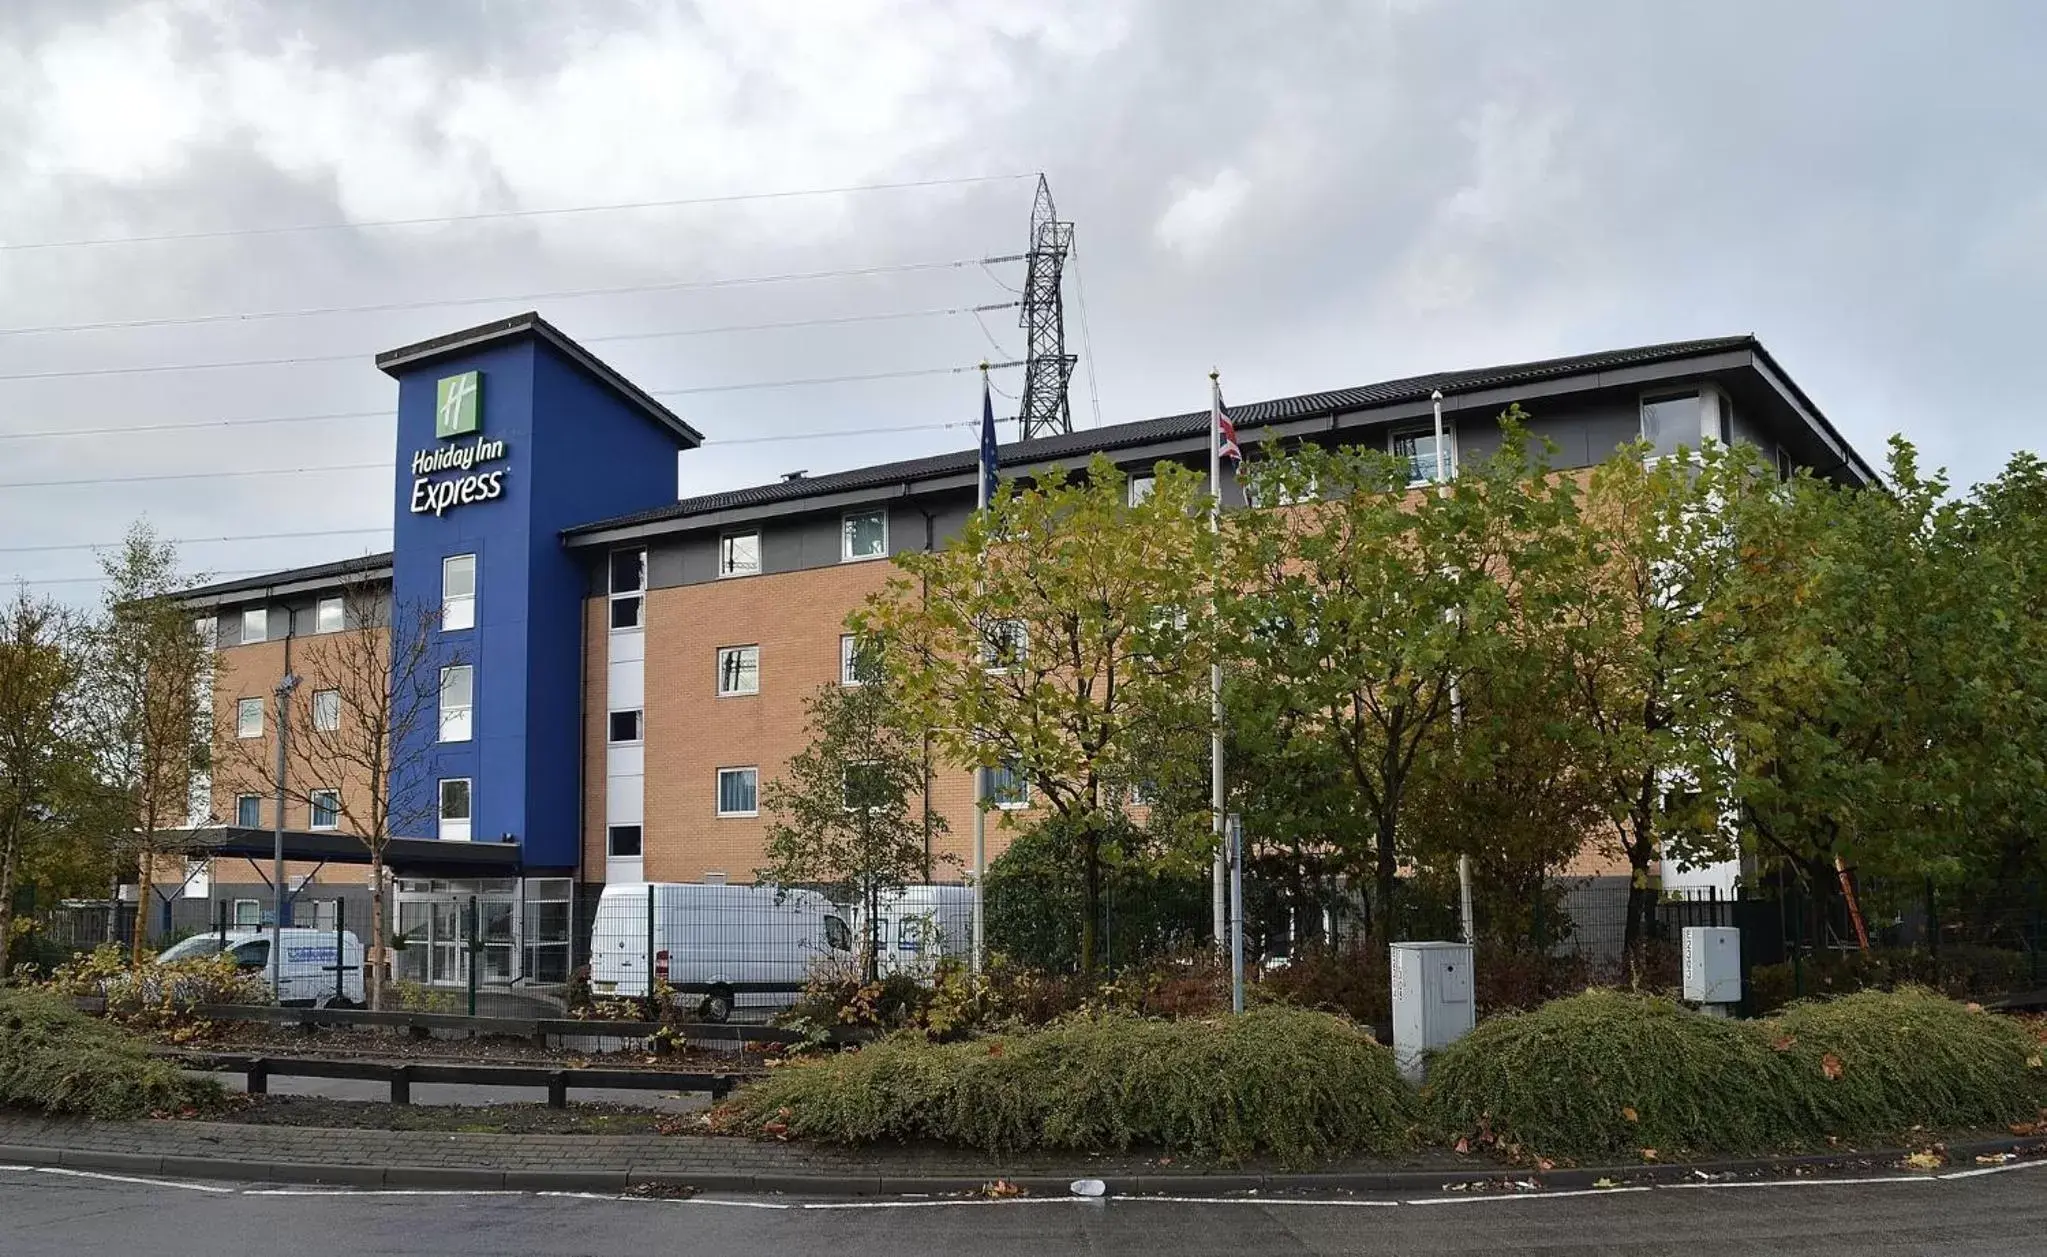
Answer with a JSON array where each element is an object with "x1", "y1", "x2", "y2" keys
[
  {"x1": 236, "y1": 697, "x2": 263, "y2": 739},
  {"x1": 311, "y1": 688, "x2": 341, "y2": 733},
  {"x1": 438, "y1": 778, "x2": 472, "y2": 841},
  {"x1": 1777, "y1": 445, "x2": 1797, "y2": 482},
  {"x1": 1640, "y1": 393, "x2": 1700, "y2": 459},
  {"x1": 609, "y1": 548, "x2": 645, "y2": 629},
  {"x1": 309, "y1": 789, "x2": 340, "y2": 830},
  {"x1": 716, "y1": 767, "x2": 758, "y2": 817},
  {"x1": 842, "y1": 509, "x2": 887, "y2": 562},
  {"x1": 719, "y1": 531, "x2": 761, "y2": 578},
  {"x1": 1128, "y1": 474, "x2": 1155, "y2": 506},
  {"x1": 240, "y1": 607, "x2": 267, "y2": 644},
  {"x1": 607, "y1": 824, "x2": 643, "y2": 858},
  {"x1": 981, "y1": 619, "x2": 1028, "y2": 673},
  {"x1": 232, "y1": 899, "x2": 262, "y2": 927},
  {"x1": 235, "y1": 794, "x2": 261, "y2": 828},
  {"x1": 316, "y1": 596, "x2": 344, "y2": 634},
  {"x1": 439, "y1": 665, "x2": 473, "y2": 742},
  {"x1": 841, "y1": 633, "x2": 880, "y2": 686},
  {"x1": 1390, "y1": 426, "x2": 1456, "y2": 487},
  {"x1": 442, "y1": 554, "x2": 477, "y2": 631},
  {"x1": 986, "y1": 759, "x2": 1030, "y2": 810},
  {"x1": 717, "y1": 645, "x2": 759, "y2": 696},
  {"x1": 608, "y1": 709, "x2": 642, "y2": 743}
]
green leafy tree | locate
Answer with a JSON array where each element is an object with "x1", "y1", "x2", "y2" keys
[
  {"x1": 1223, "y1": 415, "x2": 1580, "y2": 934},
  {"x1": 1544, "y1": 441, "x2": 1766, "y2": 945},
  {"x1": 858, "y1": 456, "x2": 1215, "y2": 974},
  {"x1": 0, "y1": 590, "x2": 90, "y2": 978},
  {"x1": 77, "y1": 525, "x2": 214, "y2": 962},
  {"x1": 757, "y1": 675, "x2": 950, "y2": 981}
]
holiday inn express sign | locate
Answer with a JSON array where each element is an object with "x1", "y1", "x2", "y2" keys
[{"x1": 409, "y1": 370, "x2": 509, "y2": 515}]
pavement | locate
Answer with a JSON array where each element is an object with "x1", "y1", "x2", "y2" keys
[{"x1": 5, "y1": 1160, "x2": 2047, "y2": 1255}]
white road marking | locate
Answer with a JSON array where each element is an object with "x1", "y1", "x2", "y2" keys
[
  {"x1": 801, "y1": 1196, "x2": 1087, "y2": 1210},
  {"x1": 20, "y1": 1166, "x2": 234, "y2": 1193},
  {"x1": 242, "y1": 1188, "x2": 526, "y2": 1197},
  {"x1": 1404, "y1": 1186, "x2": 1652, "y2": 1206},
  {"x1": 1120, "y1": 1195, "x2": 1400, "y2": 1207},
  {"x1": 1937, "y1": 1158, "x2": 2047, "y2": 1180},
  {"x1": 1666, "y1": 1175, "x2": 1938, "y2": 1190}
]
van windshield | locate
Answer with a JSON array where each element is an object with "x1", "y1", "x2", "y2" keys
[
  {"x1": 158, "y1": 936, "x2": 226, "y2": 963},
  {"x1": 228, "y1": 940, "x2": 270, "y2": 970},
  {"x1": 824, "y1": 915, "x2": 852, "y2": 952}
]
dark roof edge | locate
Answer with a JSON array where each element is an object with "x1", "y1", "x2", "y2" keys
[
  {"x1": 375, "y1": 311, "x2": 704, "y2": 448},
  {"x1": 173, "y1": 552, "x2": 393, "y2": 608},
  {"x1": 1746, "y1": 341, "x2": 1880, "y2": 486}
]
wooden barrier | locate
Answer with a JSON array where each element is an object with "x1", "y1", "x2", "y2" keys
[
  {"x1": 182, "y1": 1002, "x2": 835, "y2": 1045},
  {"x1": 163, "y1": 1049, "x2": 743, "y2": 1107}
]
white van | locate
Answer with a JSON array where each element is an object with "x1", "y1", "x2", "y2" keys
[
  {"x1": 854, "y1": 884, "x2": 976, "y2": 978},
  {"x1": 587, "y1": 883, "x2": 852, "y2": 1021},
  {"x1": 158, "y1": 929, "x2": 366, "y2": 1008}
]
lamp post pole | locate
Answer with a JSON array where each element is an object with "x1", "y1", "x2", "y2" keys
[{"x1": 271, "y1": 669, "x2": 300, "y2": 1002}]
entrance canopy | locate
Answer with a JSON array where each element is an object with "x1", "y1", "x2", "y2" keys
[{"x1": 177, "y1": 826, "x2": 525, "y2": 877}]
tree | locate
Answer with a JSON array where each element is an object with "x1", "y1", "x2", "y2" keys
[
  {"x1": 1544, "y1": 441, "x2": 1765, "y2": 946},
  {"x1": 757, "y1": 674, "x2": 951, "y2": 981},
  {"x1": 858, "y1": 456, "x2": 1215, "y2": 973},
  {"x1": 0, "y1": 590, "x2": 86, "y2": 979},
  {"x1": 78, "y1": 525, "x2": 213, "y2": 963},
  {"x1": 216, "y1": 581, "x2": 445, "y2": 1008},
  {"x1": 1223, "y1": 416, "x2": 1579, "y2": 934}
]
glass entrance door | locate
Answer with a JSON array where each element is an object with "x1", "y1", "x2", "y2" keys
[{"x1": 430, "y1": 900, "x2": 464, "y2": 985}]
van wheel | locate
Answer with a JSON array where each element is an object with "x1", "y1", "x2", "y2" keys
[
  {"x1": 699, "y1": 987, "x2": 734, "y2": 1024},
  {"x1": 318, "y1": 996, "x2": 356, "y2": 1011}
]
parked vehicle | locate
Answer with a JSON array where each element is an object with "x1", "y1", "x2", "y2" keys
[
  {"x1": 853, "y1": 884, "x2": 976, "y2": 978},
  {"x1": 158, "y1": 928, "x2": 366, "y2": 1008},
  {"x1": 587, "y1": 883, "x2": 852, "y2": 1021}
]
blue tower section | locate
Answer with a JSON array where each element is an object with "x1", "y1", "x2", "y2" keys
[{"x1": 377, "y1": 313, "x2": 700, "y2": 871}]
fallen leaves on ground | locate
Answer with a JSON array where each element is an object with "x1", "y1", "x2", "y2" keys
[
  {"x1": 1640, "y1": 1149, "x2": 1659, "y2": 1162},
  {"x1": 1621, "y1": 1106, "x2": 1639, "y2": 1123},
  {"x1": 1821, "y1": 1052, "x2": 1844, "y2": 1080},
  {"x1": 982, "y1": 1179, "x2": 1026, "y2": 1199},
  {"x1": 1902, "y1": 1150, "x2": 1944, "y2": 1171}
]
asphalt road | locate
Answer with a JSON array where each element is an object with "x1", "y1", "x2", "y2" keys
[{"x1": 4, "y1": 1165, "x2": 2047, "y2": 1256}]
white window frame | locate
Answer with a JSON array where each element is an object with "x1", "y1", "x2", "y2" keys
[
  {"x1": 231, "y1": 898, "x2": 262, "y2": 927},
  {"x1": 439, "y1": 665, "x2": 474, "y2": 743},
  {"x1": 981, "y1": 619, "x2": 1028, "y2": 674},
  {"x1": 1127, "y1": 474, "x2": 1156, "y2": 506},
  {"x1": 716, "y1": 645, "x2": 760, "y2": 696},
  {"x1": 608, "y1": 548, "x2": 646, "y2": 631},
  {"x1": 442, "y1": 554, "x2": 477, "y2": 632},
  {"x1": 841, "y1": 509, "x2": 888, "y2": 563},
  {"x1": 1390, "y1": 424, "x2": 1457, "y2": 488},
  {"x1": 986, "y1": 760, "x2": 1030, "y2": 810},
  {"x1": 239, "y1": 607, "x2": 267, "y2": 644},
  {"x1": 236, "y1": 697, "x2": 264, "y2": 739},
  {"x1": 234, "y1": 794, "x2": 262, "y2": 828},
  {"x1": 308, "y1": 789, "x2": 340, "y2": 831},
  {"x1": 715, "y1": 767, "x2": 759, "y2": 817},
  {"x1": 608, "y1": 708, "x2": 643, "y2": 744},
  {"x1": 607, "y1": 824, "x2": 643, "y2": 858},
  {"x1": 315, "y1": 596, "x2": 344, "y2": 634},
  {"x1": 1639, "y1": 391, "x2": 1704, "y2": 460},
  {"x1": 719, "y1": 531, "x2": 761, "y2": 579},
  {"x1": 438, "y1": 778, "x2": 472, "y2": 841},
  {"x1": 840, "y1": 633, "x2": 877, "y2": 687},
  {"x1": 311, "y1": 688, "x2": 341, "y2": 733}
]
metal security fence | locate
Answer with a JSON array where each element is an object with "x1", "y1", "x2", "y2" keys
[{"x1": 387, "y1": 877, "x2": 576, "y2": 1016}]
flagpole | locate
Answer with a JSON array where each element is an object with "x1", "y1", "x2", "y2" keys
[
  {"x1": 1209, "y1": 372, "x2": 1228, "y2": 959},
  {"x1": 972, "y1": 365, "x2": 991, "y2": 976}
]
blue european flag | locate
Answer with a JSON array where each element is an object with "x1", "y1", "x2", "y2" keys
[{"x1": 979, "y1": 374, "x2": 999, "y2": 510}]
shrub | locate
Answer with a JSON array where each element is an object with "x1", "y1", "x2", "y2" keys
[
  {"x1": 982, "y1": 816, "x2": 1210, "y2": 972},
  {"x1": 1769, "y1": 987, "x2": 2046, "y2": 1136},
  {"x1": 1749, "y1": 946, "x2": 2033, "y2": 1014},
  {"x1": 721, "y1": 1005, "x2": 1414, "y2": 1164},
  {"x1": 1257, "y1": 941, "x2": 1597, "y2": 1026},
  {"x1": 0, "y1": 988, "x2": 222, "y2": 1119},
  {"x1": 1424, "y1": 989, "x2": 1817, "y2": 1159},
  {"x1": 41, "y1": 944, "x2": 267, "y2": 1034}
]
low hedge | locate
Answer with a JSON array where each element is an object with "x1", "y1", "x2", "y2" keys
[
  {"x1": 0, "y1": 987, "x2": 222, "y2": 1119},
  {"x1": 1749, "y1": 946, "x2": 2034, "y2": 1014},
  {"x1": 1425, "y1": 987, "x2": 2046, "y2": 1160},
  {"x1": 719, "y1": 1005, "x2": 1413, "y2": 1164},
  {"x1": 1423, "y1": 989, "x2": 1816, "y2": 1159}
]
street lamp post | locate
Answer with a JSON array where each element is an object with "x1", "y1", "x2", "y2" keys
[{"x1": 271, "y1": 670, "x2": 300, "y2": 1002}]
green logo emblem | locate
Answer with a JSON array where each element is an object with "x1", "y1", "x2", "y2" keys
[{"x1": 435, "y1": 371, "x2": 481, "y2": 439}]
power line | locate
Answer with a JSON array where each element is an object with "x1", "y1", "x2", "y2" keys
[
  {"x1": 658, "y1": 360, "x2": 1021, "y2": 396},
  {"x1": 1071, "y1": 241, "x2": 1106, "y2": 430},
  {"x1": 0, "y1": 302, "x2": 1022, "y2": 383},
  {"x1": 0, "y1": 173, "x2": 1038, "y2": 253},
  {"x1": 0, "y1": 526, "x2": 394, "y2": 555},
  {"x1": 8, "y1": 569, "x2": 272, "y2": 589},
  {"x1": 0, "y1": 463, "x2": 387, "y2": 490},
  {"x1": 0, "y1": 255, "x2": 1026, "y2": 339}
]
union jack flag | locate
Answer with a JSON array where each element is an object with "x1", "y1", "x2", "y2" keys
[{"x1": 1212, "y1": 381, "x2": 1241, "y2": 464}]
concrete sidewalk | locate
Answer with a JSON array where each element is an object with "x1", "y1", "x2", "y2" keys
[{"x1": 3, "y1": 1110, "x2": 2042, "y2": 1198}]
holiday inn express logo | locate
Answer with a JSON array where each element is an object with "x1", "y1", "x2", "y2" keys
[{"x1": 436, "y1": 370, "x2": 481, "y2": 439}]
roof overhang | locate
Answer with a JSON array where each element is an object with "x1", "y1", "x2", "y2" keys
[{"x1": 177, "y1": 826, "x2": 528, "y2": 876}]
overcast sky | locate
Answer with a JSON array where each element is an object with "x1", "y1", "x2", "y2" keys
[{"x1": 4, "y1": 0, "x2": 2044, "y2": 599}]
